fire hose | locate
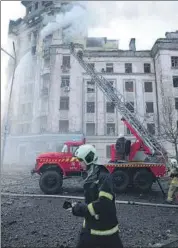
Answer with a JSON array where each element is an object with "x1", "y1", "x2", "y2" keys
[{"x1": 1, "y1": 192, "x2": 178, "y2": 208}]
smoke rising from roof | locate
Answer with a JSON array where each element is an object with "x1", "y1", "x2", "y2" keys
[{"x1": 40, "y1": 2, "x2": 88, "y2": 41}]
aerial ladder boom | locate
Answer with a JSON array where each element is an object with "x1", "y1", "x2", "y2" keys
[{"x1": 70, "y1": 44, "x2": 167, "y2": 161}]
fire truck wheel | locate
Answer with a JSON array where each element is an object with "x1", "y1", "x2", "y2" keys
[
  {"x1": 39, "y1": 170, "x2": 63, "y2": 194},
  {"x1": 133, "y1": 170, "x2": 153, "y2": 192},
  {"x1": 112, "y1": 170, "x2": 130, "y2": 193}
]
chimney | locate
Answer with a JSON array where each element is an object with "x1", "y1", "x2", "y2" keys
[{"x1": 129, "y1": 38, "x2": 136, "y2": 51}]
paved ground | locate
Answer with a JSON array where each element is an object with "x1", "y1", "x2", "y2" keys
[{"x1": 1, "y1": 166, "x2": 178, "y2": 248}]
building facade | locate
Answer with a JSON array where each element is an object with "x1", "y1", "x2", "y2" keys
[{"x1": 4, "y1": 1, "x2": 178, "y2": 165}]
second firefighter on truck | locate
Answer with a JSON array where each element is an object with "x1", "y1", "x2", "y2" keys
[
  {"x1": 166, "y1": 159, "x2": 178, "y2": 204},
  {"x1": 70, "y1": 144, "x2": 123, "y2": 248}
]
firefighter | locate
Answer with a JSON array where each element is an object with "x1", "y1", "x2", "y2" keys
[
  {"x1": 71, "y1": 144, "x2": 124, "y2": 248},
  {"x1": 166, "y1": 159, "x2": 178, "y2": 204},
  {"x1": 116, "y1": 134, "x2": 126, "y2": 160}
]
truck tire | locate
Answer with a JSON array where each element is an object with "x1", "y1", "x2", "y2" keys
[
  {"x1": 39, "y1": 170, "x2": 63, "y2": 194},
  {"x1": 112, "y1": 170, "x2": 130, "y2": 193},
  {"x1": 133, "y1": 170, "x2": 153, "y2": 192}
]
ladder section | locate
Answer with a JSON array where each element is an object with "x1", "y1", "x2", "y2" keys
[{"x1": 70, "y1": 44, "x2": 167, "y2": 157}]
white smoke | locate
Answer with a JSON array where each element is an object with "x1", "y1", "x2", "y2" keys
[{"x1": 40, "y1": 2, "x2": 88, "y2": 41}]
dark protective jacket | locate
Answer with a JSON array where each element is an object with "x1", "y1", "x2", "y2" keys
[
  {"x1": 125, "y1": 140, "x2": 131, "y2": 156},
  {"x1": 72, "y1": 164, "x2": 119, "y2": 236},
  {"x1": 116, "y1": 137, "x2": 126, "y2": 154}
]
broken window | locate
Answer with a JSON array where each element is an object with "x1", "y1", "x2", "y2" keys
[
  {"x1": 62, "y1": 56, "x2": 70, "y2": 68},
  {"x1": 126, "y1": 102, "x2": 134, "y2": 113},
  {"x1": 87, "y1": 81, "x2": 95, "y2": 93},
  {"x1": 147, "y1": 123, "x2": 155, "y2": 135},
  {"x1": 144, "y1": 82, "x2": 153, "y2": 92},
  {"x1": 125, "y1": 81, "x2": 134, "y2": 92},
  {"x1": 60, "y1": 96, "x2": 69, "y2": 110},
  {"x1": 86, "y1": 102, "x2": 95, "y2": 113},
  {"x1": 106, "y1": 123, "x2": 115, "y2": 136},
  {"x1": 144, "y1": 63, "x2": 151, "y2": 73},
  {"x1": 146, "y1": 102, "x2": 154, "y2": 113},
  {"x1": 61, "y1": 76, "x2": 70, "y2": 88},
  {"x1": 106, "y1": 102, "x2": 115, "y2": 113},
  {"x1": 125, "y1": 63, "x2": 132, "y2": 73},
  {"x1": 106, "y1": 145, "x2": 111, "y2": 158},
  {"x1": 86, "y1": 123, "x2": 95, "y2": 135},
  {"x1": 59, "y1": 120, "x2": 69, "y2": 133},
  {"x1": 106, "y1": 63, "x2": 113, "y2": 73},
  {"x1": 173, "y1": 76, "x2": 178, "y2": 87},
  {"x1": 171, "y1": 56, "x2": 178, "y2": 68},
  {"x1": 175, "y1": 98, "x2": 178, "y2": 110}
]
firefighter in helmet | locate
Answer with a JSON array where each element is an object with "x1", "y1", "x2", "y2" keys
[
  {"x1": 71, "y1": 144, "x2": 124, "y2": 248},
  {"x1": 166, "y1": 159, "x2": 178, "y2": 204}
]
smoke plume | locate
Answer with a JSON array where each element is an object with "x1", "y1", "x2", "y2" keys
[{"x1": 40, "y1": 2, "x2": 88, "y2": 41}]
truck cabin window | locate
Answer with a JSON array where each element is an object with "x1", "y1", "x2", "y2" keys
[
  {"x1": 71, "y1": 146, "x2": 79, "y2": 154},
  {"x1": 61, "y1": 144, "x2": 68, "y2": 153}
]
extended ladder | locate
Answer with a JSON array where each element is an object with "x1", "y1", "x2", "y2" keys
[{"x1": 70, "y1": 44, "x2": 167, "y2": 159}]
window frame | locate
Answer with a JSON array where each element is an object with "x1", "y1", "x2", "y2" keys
[
  {"x1": 59, "y1": 96, "x2": 69, "y2": 110},
  {"x1": 86, "y1": 102, "x2": 95, "y2": 113},
  {"x1": 62, "y1": 55, "x2": 70, "y2": 68},
  {"x1": 87, "y1": 80, "x2": 95, "y2": 93},
  {"x1": 106, "y1": 102, "x2": 115, "y2": 113},
  {"x1": 59, "y1": 120, "x2": 69, "y2": 133},
  {"x1": 144, "y1": 63, "x2": 151, "y2": 73},
  {"x1": 175, "y1": 98, "x2": 178, "y2": 110},
  {"x1": 125, "y1": 63, "x2": 132, "y2": 73},
  {"x1": 106, "y1": 63, "x2": 114, "y2": 73},
  {"x1": 173, "y1": 76, "x2": 178, "y2": 88},
  {"x1": 106, "y1": 123, "x2": 116, "y2": 136},
  {"x1": 86, "y1": 123, "x2": 95, "y2": 136},
  {"x1": 61, "y1": 76, "x2": 70, "y2": 88},
  {"x1": 171, "y1": 56, "x2": 178, "y2": 68},
  {"x1": 125, "y1": 81, "x2": 134, "y2": 92},
  {"x1": 146, "y1": 102, "x2": 154, "y2": 113},
  {"x1": 144, "y1": 81, "x2": 153, "y2": 93}
]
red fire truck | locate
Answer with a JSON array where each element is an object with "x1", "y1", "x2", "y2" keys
[
  {"x1": 31, "y1": 44, "x2": 168, "y2": 194},
  {"x1": 31, "y1": 118, "x2": 167, "y2": 194}
]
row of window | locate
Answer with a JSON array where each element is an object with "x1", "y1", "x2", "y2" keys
[
  {"x1": 59, "y1": 96, "x2": 178, "y2": 112},
  {"x1": 61, "y1": 55, "x2": 178, "y2": 70},
  {"x1": 57, "y1": 120, "x2": 156, "y2": 136},
  {"x1": 61, "y1": 55, "x2": 152, "y2": 73},
  {"x1": 60, "y1": 76, "x2": 154, "y2": 93},
  {"x1": 86, "y1": 80, "x2": 154, "y2": 93},
  {"x1": 60, "y1": 76, "x2": 178, "y2": 93},
  {"x1": 62, "y1": 56, "x2": 178, "y2": 72}
]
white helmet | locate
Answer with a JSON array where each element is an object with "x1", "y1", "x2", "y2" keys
[
  {"x1": 75, "y1": 144, "x2": 98, "y2": 165},
  {"x1": 118, "y1": 134, "x2": 124, "y2": 138}
]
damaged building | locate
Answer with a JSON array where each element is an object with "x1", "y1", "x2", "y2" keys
[{"x1": 3, "y1": 1, "x2": 178, "y2": 166}]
